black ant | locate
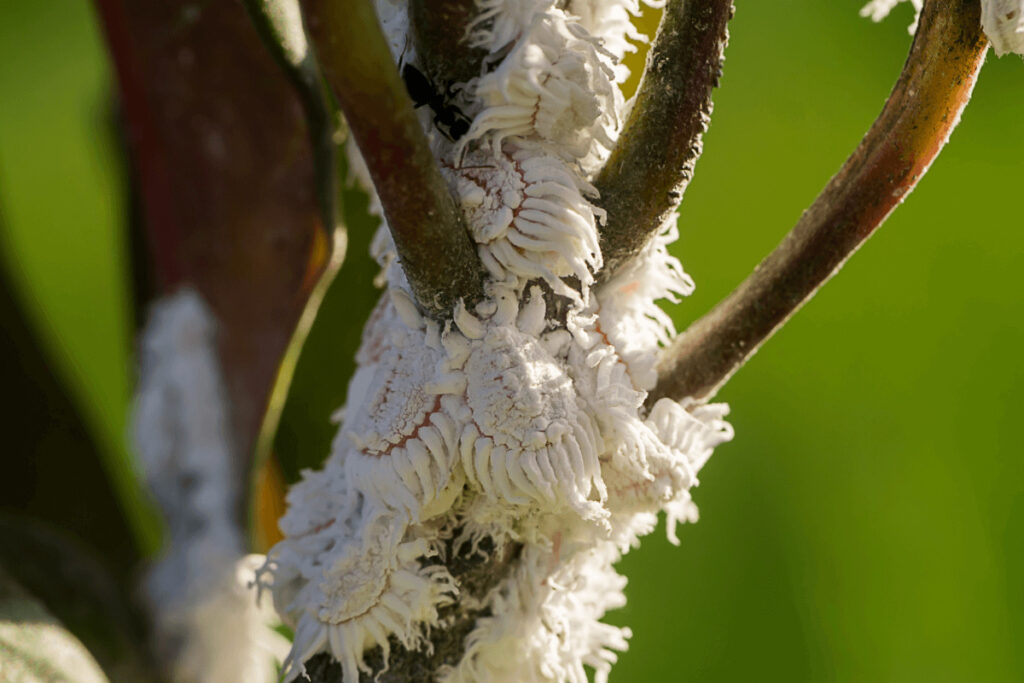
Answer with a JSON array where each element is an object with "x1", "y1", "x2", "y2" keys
[{"x1": 400, "y1": 62, "x2": 472, "y2": 142}]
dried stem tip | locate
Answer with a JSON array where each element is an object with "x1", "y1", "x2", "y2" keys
[
  {"x1": 649, "y1": 0, "x2": 988, "y2": 405},
  {"x1": 594, "y1": 0, "x2": 734, "y2": 278},
  {"x1": 300, "y1": 0, "x2": 486, "y2": 318}
]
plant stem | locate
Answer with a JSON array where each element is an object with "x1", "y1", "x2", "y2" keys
[
  {"x1": 648, "y1": 0, "x2": 988, "y2": 406},
  {"x1": 302, "y1": 535, "x2": 522, "y2": 682},
  {"x1": 300, "y1": 0, "x2": 486, "y2": 318},
  {"x1": 409, "y1": 0, "x2": 489, "y2": 85},
  {"x1": 593, "y1": 0, "x2": 734, "y2": 279}
]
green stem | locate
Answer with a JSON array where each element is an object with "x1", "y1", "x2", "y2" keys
[
  {"x1": 300, "y1": 0, "x2": 486, "y2": 318},
  {"x1": 593, "y1": 0, "x2": 734, "y2": 279}
]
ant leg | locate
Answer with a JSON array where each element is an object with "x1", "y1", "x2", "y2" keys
[{"x1": 434, "y1": 113, "x2": 456, "y2": 142}]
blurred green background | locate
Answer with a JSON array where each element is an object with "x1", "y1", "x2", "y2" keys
[{"x1": 1, "y1": 0, "x2": 1022, "y2": 681}]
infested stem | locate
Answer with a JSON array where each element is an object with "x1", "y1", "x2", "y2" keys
[
  {"x1": 409, "y1": 0, "x2": 489, "y2": 85},
  {"x1": 649, "y1": 0, "x2": 988, "y2": 406},
  {"x1": 300, "y1": 0, "x2": 486, "y2": 318},
  {"x1": 290, "y1": 5, "x2": 734, "y2": 679},
  {"x1": 593, "y1": 0, "x2": 734, "y2": 279},
  {"x1": 302, "y1": 535, "x2": 522, "y2": 682}
]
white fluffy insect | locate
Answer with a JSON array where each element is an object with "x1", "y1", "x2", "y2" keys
[
  {"x1": 862, "y1": 0, "x2": 1024, "y2": 55},
  {"x1": 446, "y1": 146, "x2": 602, "y2": 302},
  {"x1": 262, "y1": 2, "x2": 732, "y2": 681},
  {"x1": 134, "y1": 290, "x2": 289, "y2": 683},
  {"x1": 264, "y1": 485, "x2": 457, "y2": 682},
  {"x1": 457, "y1": 9, "x2": 621, "y2": 169},
  {"x1": 860, "y1": 0, "x2": 924, "y2": 33},
  {"x1": 451, "y1": 290, "x2": 608, "y2": 524},
  {"x1": 981, "y1": 0, "x2": 1024, "y2": 56}
]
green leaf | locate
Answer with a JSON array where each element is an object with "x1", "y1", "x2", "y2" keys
[{"x1": 271, "y1": 176, "x2": 381, "y2": 485}]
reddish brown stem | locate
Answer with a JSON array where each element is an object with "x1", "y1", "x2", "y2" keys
[
  {"x1": 300, "y1": 0, "x2": 486, "y2": 318},
  {"x1": 94, "y1": 0, "x2": 329, "y2": 503},
  {"x1": 649, "y1": 0, "x2": 988, "y2": 406}
]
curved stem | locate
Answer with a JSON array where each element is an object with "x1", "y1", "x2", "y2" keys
[
  {"x1": 648, "y1": 0, "x2": 988, "y2": 406},
  {"x1": 300, "y1": 0, "x2": 486, "y2": 318},
  {"x1": 244, "y1": 0, "x2": 343, "y2": 240},
  {"x1": 593, "y1": 0, "x2": 734, "y2": 279},
  {"x1": 241, "y1": 0, "x2": 352, "y2": 546}
]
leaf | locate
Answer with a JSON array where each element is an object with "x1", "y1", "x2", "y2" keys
[
  {"x1": 268, "y1": 173, "x2": 382, "y2": 486},
  {"x1": 244, "y1": 0, "x2": 342, "y2": 239},
  {"x1": 0, "y1": 566, "x2": 109, "y2": 683},
  {"x1": 251, "y1": 171, "x2": 379, "y2": 547},
  {"x1": 94, "y1": 0, "x2": 336, "y2": 503},
  {"x1": 0, "y1": 230, "x2": 155, "y2": 559},
  {"x1": 0, "y1": 517, "x2": 158, "y2": 683}
]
